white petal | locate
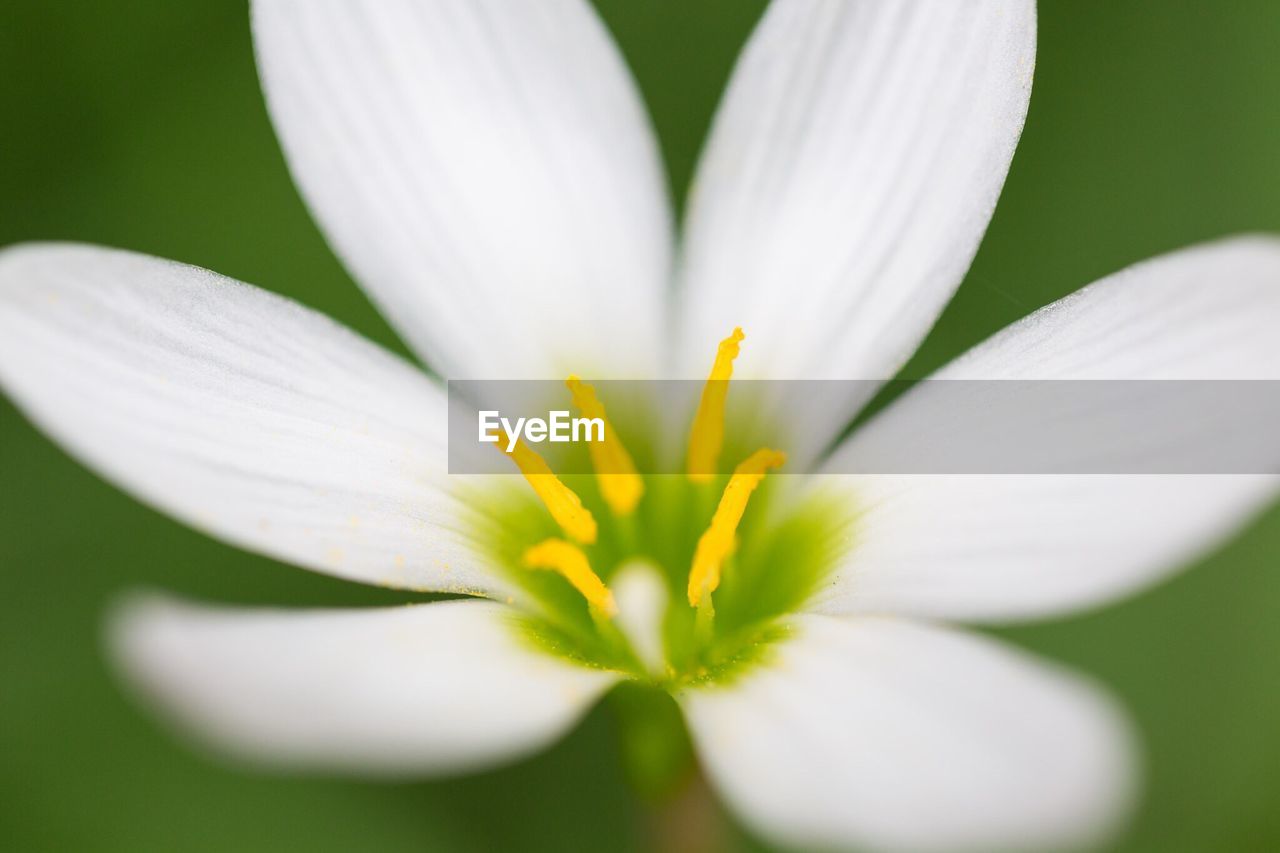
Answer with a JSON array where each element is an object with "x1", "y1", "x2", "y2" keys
[
  {"x1": 814, "y1": 237, "x2": 1280, "y2": 622},
  {"x1": 933, "y1": 235, "x2": 1280, "y2": 381},
  {"x1": 681, "y1": 615, "x2": 1134, "y2": 852},
  {"x1": 111, "y1": 594, "x2": 618, "y2": 774},
  {"x1": 252, "y1": 0, "x2": 672, "y2": 379},
  {"x1": 0, "y1": 243, "x2": 509, "y2": 597},
  {"x1": 675, "y1": 0, "x2": 1035, "y2": 391}
]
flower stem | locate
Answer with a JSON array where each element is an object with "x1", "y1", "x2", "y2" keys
[{"x1": 645, "y1": 770, "x2": 727, "y2": 853}]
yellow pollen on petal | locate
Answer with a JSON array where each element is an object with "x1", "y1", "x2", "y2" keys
[
  {"x1": 501, "y1": 434, "x2": 598, "y2": 544},
  {"x1": 686, "y1": 327, "x2": 745, "y2": 483},
  {"x1": 566, "y1": 375, "x2": 644, "y2": 516},
  {"x1": 523, "y1": 538, "x2": 617, "y2": 616},
  {"x1": 687, "y1": 447, "x2": 787, "y2": 607}
]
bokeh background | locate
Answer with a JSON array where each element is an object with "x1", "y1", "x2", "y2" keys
[{"x1": 3, "y1": 2, "x2": 1280, "y2": 850}]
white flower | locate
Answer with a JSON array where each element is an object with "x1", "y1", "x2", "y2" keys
[{"x1": 0, "y1": 1, "x2": 1277, "y2": 851}]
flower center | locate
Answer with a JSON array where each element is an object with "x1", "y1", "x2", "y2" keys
[{"x1": 471, "y1": 329, "x2": 849, "y2": 686}]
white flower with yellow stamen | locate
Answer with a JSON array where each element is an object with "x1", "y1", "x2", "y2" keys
[{"x1": 1, "y1": 1, "x2": 1278, "y2": 850}]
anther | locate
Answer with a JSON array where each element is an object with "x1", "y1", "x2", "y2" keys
[
  {"x1": 687, "y1": 447, "x2": 787, "y2": 607},
  {"x1": 686, "y1": 327, "x2": 745, "y2": 483},
  {"x1": 566, "y1": 375, "x2": 644, "y2": 516},
  {"x1": 523, "y1": 538, "x2": 616, "y2": 616},
  {"x1": 501, "y1": 435, "x2": 598, "y2": 544}
]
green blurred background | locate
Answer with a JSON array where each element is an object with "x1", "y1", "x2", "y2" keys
[{"x1": 2, "y1": 2, "x2": 1279, "y2": 850}]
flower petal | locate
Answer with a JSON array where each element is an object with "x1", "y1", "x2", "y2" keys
[
  {"x1": 813, "y1": 237, "x2": 1280, "y2": 622},
  {"x1": 0, "y1": 243, "x2": 508, "y2": 596},
  {"x1": 252, "y1": 0, "x2": 672, "y2": 379},
  {"x1": 111, "y1": 594, "x2": 618, "y2": 774},
  {"x1": 680, "y1": 615, "x2": 1134, "y2": 852},
  {"x1": 675, "y1": 0, "x2": 1034, "y2": 392}
]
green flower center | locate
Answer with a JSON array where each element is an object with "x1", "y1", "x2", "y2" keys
[
  {"x1": 480, "y1": 468, "x2": 848, "y2": 687},
  {"x1": 462, "y1": 330, "x2": 855, "y2": 688}
]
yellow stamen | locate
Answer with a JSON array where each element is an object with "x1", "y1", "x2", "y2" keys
[
  {"x1": 566, "y1": 375, "x2": 644, "y2": 516},
  {"x1": 523, "y1": 538, "x2": 617, "y2": 616},
  {"x1": 687, "y1": 447, "x2": 786, "y2": 606},
  {"x1": 502, "y1": 435, "x2": 598, "y2": 544},
  {"x1": 686, "y1": 327, "x2": 745, "y2": 482}
]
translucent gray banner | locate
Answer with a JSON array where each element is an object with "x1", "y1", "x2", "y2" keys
[{"x1": 447, "y1": 380, "x2": 1280, "y2": 475}]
